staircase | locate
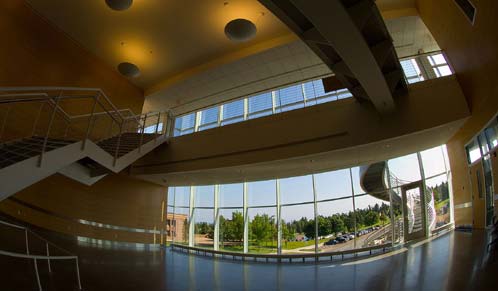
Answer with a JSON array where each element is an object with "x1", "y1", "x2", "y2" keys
[
  {"x1": 0, "y1": 137, "x2": 75, "y2": 169},
  {"x1": 359, "y1": 161, "x2": 402, "y2": 204},
  {"x1": 0, "y1": 87, "x2": 171, "y2": 201}
]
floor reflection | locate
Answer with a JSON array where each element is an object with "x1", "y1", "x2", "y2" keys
[
  {"x1": 165, "y1": 231, "x2": 496, "y2": 291},
  {"x1": 2, "y1": 228, "x2": 497, "y2": 291}
]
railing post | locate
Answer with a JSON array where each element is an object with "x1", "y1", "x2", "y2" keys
[
  {"x1": 63, "y1": 123, "x2": 70, "y2": 140},
  {"x1": 31, "y1": 102, "x2": 44, "y2": 137},
  {"x1": 154, "y1": 112, "x2": 161, "y2": 141},
  {"x1": 46, "y1": 242, "x2": 51, "y2": 273},
  {"x1": 113, "y1": 122, "x2": 123, "y2": 166},
  {"x1": 38, "y1": 93, "x2": 62, "y2": 167},
  {"x1": 34, "y1": 258, "x2": 42, "y2": 291},
  {"x1": 0, "y1": 104, "x2": 12, "y2": 141},
  {"x1": 75, "y1": 258, "x2": 82, "y2": 290},
  {"x1": 25, "y1": 229, "x2": 30, "y2": 255},
  {"x1": 82, "y1": 93, "x2": 99, "y2": 150},
  {"x1": 108, "y1": 118, "x2": 114, "y2": 139},
  {"x1": 139, "y1": 114, "x2": 147, "y2": 153}
]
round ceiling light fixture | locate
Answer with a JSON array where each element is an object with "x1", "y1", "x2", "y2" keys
[
  {"x1": 105, "y1": 0, "x2": 133, "y2": 11},
  {"x1": 117, "y1": 62, "x2": 140, "y2": 78},
  {"x1": 224, "y1": 18, "x2": 257, "y2": 42}
]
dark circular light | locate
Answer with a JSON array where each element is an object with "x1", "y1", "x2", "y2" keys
[
  {"x1": 105, "y1": 0, "x2": 133, "y2": 11},
  {"x1": 224, "y1": 19, "x2": 257, "y2": 42},
  {"x1": 117, "y1": 62, "x2": 140, "y2": 78}
]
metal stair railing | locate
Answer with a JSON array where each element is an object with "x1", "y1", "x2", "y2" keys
[
  {"x1": 0, "y1": 219, "x2": 82, "y2": 290},
  {"x1": 0, "y1": 87, "x2": 169, "y2": 167}
]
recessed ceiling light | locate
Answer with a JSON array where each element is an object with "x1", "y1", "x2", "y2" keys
[
  {"x1": 224, "y1": 19, "x2": 257, "y2": 42},
  {"x1": 105, "y1": 0, "x2": 133, "y2": 11},
  {"x1": 117, "y1": 62, "x2": 140, "y2": 78}
]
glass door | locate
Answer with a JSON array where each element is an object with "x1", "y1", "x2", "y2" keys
[{"x1": 401, "y1": 181, "x2": 426, "y2": 241}]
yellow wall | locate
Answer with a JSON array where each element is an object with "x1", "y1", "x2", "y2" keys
[
  {"x1": 0, "y1": 2, "x2": 167, "y2": 243},
  {"x1": 0, "y1": 174, "x2": 167, "y2": 244},
  {"x1": 0, "y1": 1, "x2": 145, "y2": 142},
  {"x1": 417, "y1": 0, "x2": 498, "y2": 226},
  {"x1": 0, "y1": 1, "x2": 143, "y2": 111}
]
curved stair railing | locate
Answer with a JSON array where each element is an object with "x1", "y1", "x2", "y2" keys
[
  {"x1": 0, "y1": 219, "x2": 82, "y2": 290},
  {"x1": 0, "y1": 87, "x2": 171, "y2": 200}
]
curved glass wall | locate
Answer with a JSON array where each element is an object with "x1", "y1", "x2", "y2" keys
[
  {"x1": 173, "y1": 51, "x2": 453, "y2": 137},
  {"x1": 169, "y1": 145, "x2": 453, "y2": 254}
]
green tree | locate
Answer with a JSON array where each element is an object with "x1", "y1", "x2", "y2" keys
[
  {"x1": 364, "y1": 211, "x2": 380, "y2": 226},
  {"x1": 250, "y1": 214, "x2": 274, "y2": 245}
]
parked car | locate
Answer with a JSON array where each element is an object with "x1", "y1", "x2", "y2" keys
[
  {"x1": 335, "y1": 236, "x2": 346, "y2": 243},
  {"x1": 325, "y1": 239, "x2": 338, "y2": 246},
  {"x1": 348, "y1": 234, "x2": 355, "y2": 240},
  {"x1": 342, "y1": 235, "x2": 350, "y2": 241}
]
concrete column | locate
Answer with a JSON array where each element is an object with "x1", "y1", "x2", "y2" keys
[
  {"x1": 312, "y1": 174, "x2": 319, "y2": 254},
  {"x1": 276, "y1": 178, "x2": 282, "y2": 255},
  {"x1": 349, "y1": 168, "x2": 357, "y2": 250},
  {"x1": 214, "y1": 184, "x2": 220, "y2": 250},
  {"x1": 189, "y1": 186, "x2": 195, "y2": 247},
  {"x1": 243, "y1": 182, "x2": 249, "y2": 253}
]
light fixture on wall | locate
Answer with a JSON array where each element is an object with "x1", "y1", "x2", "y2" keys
[
  {"x1": 117, "y1": 62, "x2": 140, "y2": 78},
  {"x1": 105, "y1": 0, "x2": 133, "y2": 11},
  {"x1": 224, "y1": 18, "x2": 257, "y2": 42}
]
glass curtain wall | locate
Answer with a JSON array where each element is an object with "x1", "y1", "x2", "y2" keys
[
  {"x1": 173, "y1": 51, "x2": 454, "y2": 138},
  {"x1": 174, "y1": 78, "x2": 352, "y2": 137},
  {"x1": 218, "y1": 183, "x2": 244, "y2": 252},
  {"x1": 193, "y1": 186, "x2": 214, "y2": 248},
  {"x1": 169, "y1": 145, "x2": 452, "y2": 254}
]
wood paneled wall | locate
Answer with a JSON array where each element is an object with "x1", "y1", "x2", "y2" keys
[
  {"x1": 417, "y1": 0, "x2": 498, "y2": 225},
  {"x1": 0, "y1": 2, "x2": 169, "y2": 243},
  {"x1": 0, "y1": 174, "x2": 167, "y2": 243}
]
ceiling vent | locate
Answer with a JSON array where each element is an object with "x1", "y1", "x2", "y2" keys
[
  {"x1": 224, "y1": 19, "x2": 257, "y2": 42},
  {"x1": 105, "y1": 0, "x2": 133, "y2": 11}
]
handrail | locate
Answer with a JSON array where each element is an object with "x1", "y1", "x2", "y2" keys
[
  {"x1": 171, "y1": 242, "x2": 391, "y2": 263},
  {"x1": 0, "y1": 86, "x2": 170, "y2": 166},
  {"x1": 0, "y1": 219, "x2": 82, "y2": 290}
]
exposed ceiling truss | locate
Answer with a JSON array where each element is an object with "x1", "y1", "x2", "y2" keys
[{"x1": 259, "y1": 0, "x2": 407, "y2": 113}]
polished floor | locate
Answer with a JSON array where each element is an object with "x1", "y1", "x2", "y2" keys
[{"x1": 0, "y1": 225, "x2": 497, "y2": 291}]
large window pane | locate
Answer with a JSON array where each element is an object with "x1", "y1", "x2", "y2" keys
[
  {"x1": 219, "y1": 208, "x2": 244, "y2": 252},
  {"x1": 221, "y1": 99, "x2": 244, "y2": 126},
  {"x1": 426, "y1": 174, "x2": 451, "y2": 229},
  {"x1": 428, "y1": 53, "x2": 452, "y2": 77},
  {"x1": 219, "y1": 183, "x2": 243, "y2": 208},
  {"x1": 247, "y1": 92, "x2": 273, "y2": 119},
  {"x1": 248, "y1": 207, "x2": 277, "y2": 254},
  {"x1": 420, "y1": 146, "x2": 447, "y2": 178},
  {"x1": 317, "y1": 198, "x2": 355, "y2": 252},
  {"x1": 174, "y1": 113, "x2": 195, "y2": 136},
  {"x1": 247, "y1": 180, "x2": 276, "y2": 207},
  {"x1": 351, "y1": 167, "x2": 366, "y2": 195},
  {"x1": 173, "y1": 207, "x2": 189, "y2": 245},
  {"x1": 388, "y1": 153, "x2": 421, "y2": 186},
  {"x1": 194, "y1": 185, "x2": 214, "y2": 207},
  {"x1": 197, "y1": 106, "x2": 219, "y2": 131},
  {"x1": 280, "y1": 203, "x2": 315, "y2": 254},
  {"x1": 484, "y1": 118, "x2": 498, "y2": 149},
  {"x1": 401, "y1": 59, "x2": 424, "y2": 83},
  {"x1": 354, "y1": 194, "x2": 393, "y2": 249},
  {"x1": 280, "y1": 175, "x2": 314, "y2": 205},
  {"x1": 174, "y1": 186, "x2": 190, "y2": 207},
  {"x1": 193, "y1": 208, "x2": 214, "y2": 249},
  {"x1": 275, "y1": 84, "x2": 304, "y2": 112},
  {"x1": 465, "y1": 139, "x2": 481, "y2": 164},
  {"x1": 314, "y1": 169, "x2": 352, "y2": 201}
]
